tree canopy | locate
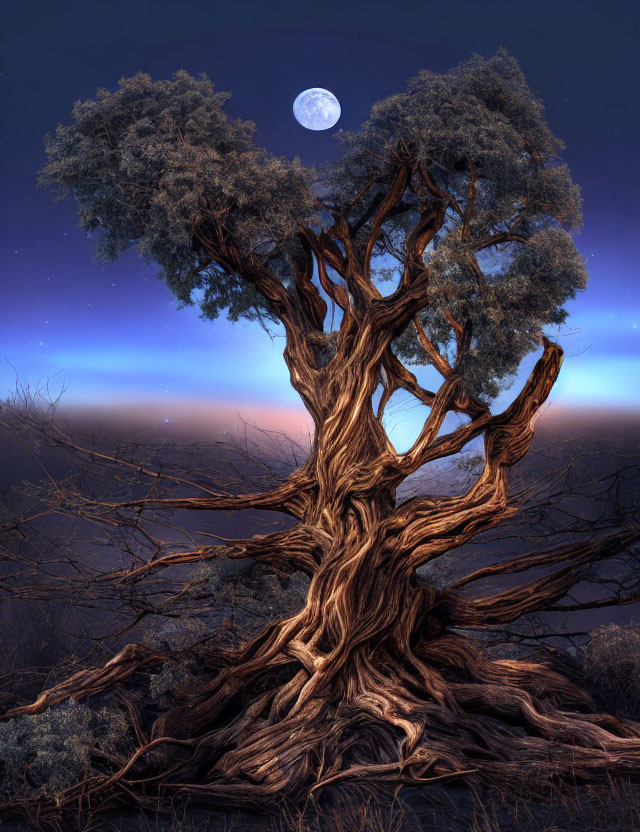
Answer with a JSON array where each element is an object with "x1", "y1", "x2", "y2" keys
[
  {"x1": 40, "y1": 47, "x2": 587, "y2": 402},
  {"x1": 40, "y1": 70, "x2": 318, "y2": 325}
]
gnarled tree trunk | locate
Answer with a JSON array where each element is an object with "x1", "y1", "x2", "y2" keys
[{"x1": 9, "y1": 334, "x2": 640, "y2": 816}]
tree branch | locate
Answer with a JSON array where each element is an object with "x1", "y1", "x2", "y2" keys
[
  {"x1": 330, "y1": 212, "x2": 382, "y2": 307},
  {"x1": 381, "y1": 339, "x2": 564, "y2": 568},
  {"x1": 474, "y1": 232, "x2": 529, "y2": 252},
  {"x1": 451, "y1": 527, "x2": 640, "y2": 627},
  {"x1": 450, "y1": 529, "x2": 640, "y2": 590},
  {"x1": 108, "y1": 523, "x2": 329, "y2": 582},
  {"x1": 300, "y1": 227, "x2": 351, "y2": 313},
  {"x1": 363, "y1": 166, "x2": 411, "y2": 277},
  {"x1": 289, "y1": 233, "x2": 327, "y2": 331},
  {"x1": 70, "y1": 470, "x2": 313, "y2": 521},
  {"x1": 412, "y1": 317, "x2": 453, "y2": 378},
  {"x1": 398, "y1": 337, "x2": 562, "y2": 478}
]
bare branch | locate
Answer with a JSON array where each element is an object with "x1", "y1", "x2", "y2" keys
[
  {"x1": 452, "y1": 527, "x2": 640, "y2": 627},
  {"x1": 108, "y1": 523, "x2": 328, "y2": 583},
  {"x1": 363, "y1": 165, "x2": 411, "y2": 276},
  {"x1": 398, "y1": 337, "x2": 562, "y2": 477}
]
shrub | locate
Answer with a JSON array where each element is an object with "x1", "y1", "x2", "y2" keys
[
  {"x1": 148, "y1": 660, "x2": 200, "y2": 709},
  {"x1": 0, "y1": 698, "x2": 133, "y2": 799},
  {"x1": 581, "y1": 623, "x2": 640, "y2": 720}
]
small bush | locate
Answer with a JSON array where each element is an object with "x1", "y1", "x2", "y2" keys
[
  {"x1": 0, "y1": 698, "x2": 133, "y2": 799},
  {"x1": 581, "y1": 623, "x2": 640, "y2": 720},
  {"x1": 193, "y1": 562, "x2": 309, "y2": 640},
  {"x1": 142, "y1": 616, "x2": 210, "y2": 651},
  {"x1": 148, "y1": 660, "x2": 200, "y2": 708}
]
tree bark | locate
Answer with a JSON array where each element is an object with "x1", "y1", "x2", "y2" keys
[{"x1": 8, "y1": 335, "x2": 640, "y2": 819}]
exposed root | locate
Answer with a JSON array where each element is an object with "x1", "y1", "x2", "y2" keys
[
  {"x1": 4, "y1": 643, "x2": 168, "y2": 717},
  {"x1": 4, "y1": 616, "x2": 640, "y2": 828}
]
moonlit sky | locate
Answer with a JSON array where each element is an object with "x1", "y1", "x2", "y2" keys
[{"x1": 1, "y1": 0, "x2": 639, "y2": 449}]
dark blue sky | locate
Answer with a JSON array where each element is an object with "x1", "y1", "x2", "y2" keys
[{"x1": 1, "y1": 0, "x2": 638, "y2": 448}]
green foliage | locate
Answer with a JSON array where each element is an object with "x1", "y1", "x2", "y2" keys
[
  {"x1": 142, "y1": 617, "x2": 210, "y2": 652},
  {"x1": 324, "y1": 47, "x2": 582, "y2": 233},
  {"x1": 140, "y1": 562, "x2": 310, "y2": 653},
  {"x1": 323, "y1": 47, "x2": 587, "y2": 401},
  {"x1": 39, "y1": 70, "x2": 318, "y2": 325},
  {"x1": 394, "y1": 227, "x2": 587, "y2": 400},
  {"x1": 0, "y1": 699, "x2": 132, "y2": 798},
  {"x1": 41, "y1": 51, "x2": 588, "y2": 402},
  {"x1": 457, "y1": 452, "x2": 484, "y2": 474}
]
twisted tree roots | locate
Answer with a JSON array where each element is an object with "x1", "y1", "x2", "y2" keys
[{"x1": 4, "y1": 595, "x2": 640, "y2": 824}]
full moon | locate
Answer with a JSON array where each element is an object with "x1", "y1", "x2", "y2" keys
[{"x1": 293, "y1": 88, "x2": 341, "y2": 131}]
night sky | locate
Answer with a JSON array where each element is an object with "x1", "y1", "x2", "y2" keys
[{"x1": 1, "y1": 1, "x2": 638, "y2": 449}]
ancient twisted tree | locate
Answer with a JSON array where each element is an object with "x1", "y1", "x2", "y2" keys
[{"x1": 5, "y1": 48, "x2": 640, "y2": 814}]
